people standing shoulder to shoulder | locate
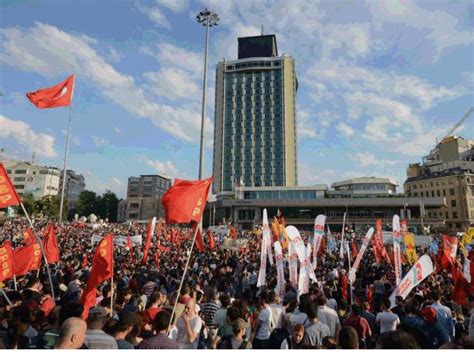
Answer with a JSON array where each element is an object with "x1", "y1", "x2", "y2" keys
[
  {"x1": 139, "y1": 311, "x2": 178, "y2": 349},
  {"x1": 376, "y1": 299, "x2": 400, "y2": 334},
  {"x1": 112, "y1": 312, "x2": 138, "y2": 349},
  {"x1": 252, "y1": 292, "x2": 273, "y2": 349},
  {"x1": 176, "y1": 298, "x2": 202, "y2": 349},
  {"x1": 83, "y1": 307, "x2": 118, "y2": 349},
  {"x1": 304, "y1": 303, "x2": 331, "y2": 348},
  {"x1": 317, "y1": 295, "x2": 341, "y2": 338},
  {"x1": 429, "y1": 291, "x2": 454, "y2": 341},
  {"x1": 54, "y1": 317, "x2": 87, "y2": 349}
]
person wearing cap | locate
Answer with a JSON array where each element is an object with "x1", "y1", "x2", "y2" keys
[
  {"x1": 83, "y1": 306, "x2": 118, "y2": 349},
  {"x1": 112, "y1": 312, "x2": 137, "y2": 349},
  {"x1": 419, "y1": 306, "x2": 449, "y2": 349},
  {"x1": 219, "y1": 318, "x2": 252, "y2": 349}
]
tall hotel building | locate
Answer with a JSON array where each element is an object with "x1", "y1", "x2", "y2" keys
[{"x1": 212, "y1": 35, "x2": 298, "y2": 194}]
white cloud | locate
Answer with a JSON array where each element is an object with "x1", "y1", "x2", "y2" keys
[
  {"x1": 156, "y1": 0, "x2": 189, "y2": 12},
  {"x1": 137, "y1": 4, "x2": 170, "y2": 29},
  {"x1": 114, "y1": 127, "x2": 121, "y2": 134},
  {"x1": 0, "y1": 115, "x2": 57, "y2": 158},
  {"x1": 351, "y1": 151, "x2": 400, "y2": 168},
  {"x1": 144, "y1": 68, "x2": 201, "y2": 100},
  {"x1": 111, "y1": 177, "x2": 122, "y2": 185},
  {"x1": 146, "y1": 159, "x2": 178, "y2": 178},
  {"x1": 0, "y1": 23, "x2": 211, "y2": 143},
  {"x1": 91, "y1": 136, "x2": 109, "y2": 147},
  {"x1": 336, "y1": 122, "x2": 355, "y2": 139},
  {"x1": 298, "y1": 163, "x2": 338, "y2": 186}
]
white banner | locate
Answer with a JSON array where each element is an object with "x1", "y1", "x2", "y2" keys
[
  {"x1": 288, "y1": 240, "x2": 298, "y2": 287},
  {"x1": 274, "y1": 241, "x2": 286, "y2": 299},
  {"x1": 348, "y1": 228, "x2": 374, "y2": 283},
  {"x1": 313, "y1": 215, "x2": 326, "y2": 269},
  {"x1": 393, "y1": 215, "x2": 402, "y2": 286},
  {"x1": 263, "y1": 210, "x2": 274, "y2": 266},
  {"x1": 464, "y1": 257, "x2": 471, "y2": 283},
  {"x1": 92, "y1": 234, "x2": 142, "y2": 246},
  {"x1": 339, "y1": 212, "x2": 346, "y2": 259},
  {"x1": 151, "y1": 217, "x2": 157, "y2": 237},
  {"x1": 222, "y1": 238, "x2": 248, "y2": 251},
  {"x1": 257, "y1": 209, "x2": 270, "y2": 287},
  {"x1": 389, "y1": 255, "x2": 434, "y2": 308},
  {"x1": 286, "y1": 226, "x2": 317, "y2": 282},
  {"x1": 297, "y1": 244, "x2": 310, "y2": 296}
]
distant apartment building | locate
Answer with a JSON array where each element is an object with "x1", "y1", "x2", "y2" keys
[
  {"x1": 213, "y1": 34, "x2": 298, "y2": 194},
  {"x1": 3, "y1": 160, "x2": 61, "y2": 200},
  {"x1": 60, "y1": 170, "x2": 85, "y2": 210},
  {"x1": 117, "y1": 174, "x2": 172, "y2": 221},
  {"x1": 404, "y1": 136, "x2": 474, "y2": 231}
]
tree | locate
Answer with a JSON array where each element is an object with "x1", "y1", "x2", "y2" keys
[
  {"x1": 96, "y1": 190, "x2": 119, "y2": 222},
  {"x1": 35, "y1": 195, "x2": 67, "y2": 220},
  {"x1": 76, "y1": 190, "x2": 98, "y2": 218}
]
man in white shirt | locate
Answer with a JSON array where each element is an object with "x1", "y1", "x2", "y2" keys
[
  {"x1": 253, "y1": 293, "x2": 272, "y2": 349},
  {"x1": 317, "y1": 295, "x2": 340, "y2": 338},
  {"x1": 267, "y1": 291, "x2": 284, "y2": 330},
  {"x1": 376, "y1": 299, "x2": 400, "y2": 334},
  {"x1": 176, "y1": 299, "x2": 203, "y2": 349}
]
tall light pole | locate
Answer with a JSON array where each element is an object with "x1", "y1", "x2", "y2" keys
[{"x1": 196, "y1": 8, "x2": 219, "y2": 179}]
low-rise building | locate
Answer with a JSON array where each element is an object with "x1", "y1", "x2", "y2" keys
[{"x1": 60, "y1": 170, "x2": 85, "y2": 210}]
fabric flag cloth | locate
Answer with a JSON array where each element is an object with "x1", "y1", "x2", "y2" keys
[
  {"x1": 161, "y1": 177, "x2": 213, "y2": 224},
  {"x1": 348, "y1": 228, "x2": 374, "y2": 284},
  {"x1": 274, "y1": 241, "x2": 286, "y2": 300},
  {"x1": 194, "y1": 225, "x2": 205, "y2": 253},
  {"x1": 82, "y1": 254, "x2": 88, "y2": 268},
  {"x1": 22, "y1": 227, "x2": 36, "y2": 246},
  {"x1": 351, "y1": 240, "x2": 357, "y2": 260},
  {"x1": 127, "y1": 235, "x2": 135, "y2": 264},
  {"x1": 392, "y1": 215, "x2": 402, "y2": 286},
  {"x1": 42, "y1": 224, "x2": 59, "y2": 264},
  {"x1": 257, "y1": 209, "x2": 272, "y2": 287},
  {"x1": 440, "y1": 235, "x2": 458, "y2": 269},
  {"x1": 141, "y1": 217, "x2": 156, "y2": 264},
  {"x1": 288, "y1": 240, "x2": 298, "y2": 287},
  {"x1": 340, "y1": 272, "x2": 348, "y2": 300},
  {"x1": 26, "y1": 75, "x2": 75, "y2": 109},
  {"x1": 0, "y1": 163, "x2": 22, "y2": 208},
  {"x1": 339, "y1": 213, "x2": 346, "y2": 259},
  {"x1": 327, "y1": 226, "x2": 336, "y2": 254},
  {"x1": 312, "y1": 215, "x2": 325, "y2": 269},
  {"x1": 389, "y1": 255, "x2": 434, "y2": 308},
  {"x1": 12, "y1": 243, "x2": 42, "y2": 276},
  {"x1": 80, "y1": 233, "x2": 114, "y2": 319},
  {"x1": 208, "y1": 230, "x2": 215, "y2": 251},
  {"x1": 297, "y1": 244, "x2": 312, "y2": 296},
  {"x1": 262, "y1": 209, "x2": 273, "y2": 266},
  {"x1": 404, "y1": 233, "x2": 418, "y2": 265},
  {"x1": 0, "y1": 241, "x2": 14, "y2": 283}
]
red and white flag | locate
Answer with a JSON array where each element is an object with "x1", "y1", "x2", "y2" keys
[
  {"x1": 312, "y1": 215, "x2": 325, "y2": 269},
  {"x1": 348, "y1": 227, "x2": 374, "y2": 283},
  {"x1": 288, "y1": 240, "x2": 298, "y2": 287},
  {"x1": 392, "y1": 215, "x2": 402, "y2": 286},
  {"x1": 274, "y1": 241, "x2": 286, "y2": 299},
  {"x1": 257, "y1": 209, "x2": 272, "y2": 287},
  {"x1": 440, "y1": 235, "x2": 458, "y2": 269},
  {"x1": 26, "y1": 75, "x2": 75, "y2": 109}
]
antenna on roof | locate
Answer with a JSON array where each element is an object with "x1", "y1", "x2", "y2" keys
[{"x1": 261, "y1": 25, "x2": 264, "y2": 36}]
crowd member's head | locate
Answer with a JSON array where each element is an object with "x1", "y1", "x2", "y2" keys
[
  {"x1": 185, "y1": 299, "x2": 197, "y2": 317},
  {"x1": 322, "y1": 336, "x2": 337, "y2": 349},
  {"x1": 350, "y1": 303, "x2": 362, "y2": 316},
  {"x1": 362, "y1": 301, "x2": 371, "y2": 312},
  {"x1": 382, "y1": 298, "x2": 391, "y2": 311},
  {"x1": 306, "y1": 303, "x2": 319, "y2": 321},
  {"x1": 292, "y1": 324, "x2": 305, "y2": 345},
  {"x1": 114, "y1": 312, "x2": 138, "y2": 338},
  {"x1": 232, "y1": 318, "x2": 247, "y2": 339},
  {"x1": 420, "y1": 307, "x2": 437, "y2": 324},
  {"x1": 87, "y1": 306, "x2": 107, "y2": 330},
  {"x1": 375, "y1": 330, "x2": 420, "y2": 349},
  {"x1": 220, "y1": 294, "x2": 230, "y2": 308},
  {"x1": 154, "y1": 310, "x2": 171, "y2": 334},
  {"x1": 338, "y1": 326, "x2": 359, "y2": 349},
  {"x1": 55, "y1": 317, "x2": 87, "y2": 349},
  {"x1": 317, "y1": 294, "x2": 327, "y2": 306},
  {"x1": 59, "y1": 302, "x2": 84, "y2": 326},
  {"x1": 226, "y1": 306, "x2": 241, "y2": 324}
]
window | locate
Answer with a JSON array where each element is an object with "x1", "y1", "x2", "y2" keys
[
  {"x1": 445, "y1": 212, "x2": 449, "y2": 218},
  {"x1": 14, "y1": 184, "x2": 25, "y2": 189},
  {"x1": 437, "y1": 190, "x2": 440, "y2": 197},
  {"x1": 451, "y1": 200, "x2": 456, "y2": 207},
  {"x1": 14, "y1": 177, "x2": 25, "y2": 182},
  {"x1": 15, "y1": 169, "x2": 27, "y2": 174},
  {"x1": 431, "y1": 191, "x2": 435, "y2": 197},
  {"x1": 129, "y1": 203, "x2": 139, "y2": 208},
  {"x1": 449, "y1": 188, "x2": 455, "y2": 196},
  {"x1": 452, "y1": 211, "x2": 458, "y2": 219}
]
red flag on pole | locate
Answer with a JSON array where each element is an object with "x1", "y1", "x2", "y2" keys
[
  {"x1": 142, "y1": 219, "x2": 153, "y2": 265},
  {"x1": 0, "y1": 163, "x2": 22, "y2": 208},
  {"x1": 195, "y1": 226, "x2": 205, "y2": 253},
  {"x1": 82, "y1": 254, "x2": 88, "y2": 268},
  {"x1": 26, "y1": 75, "x2": 75, "y2": 109},
  {"x1": 441, "y1": 235, "x2": 458, "y2": 269},
  {"x1": 43, "y1": 224, "x2": 59, "y2": 264},
  {"x1": 0, "y1": 241, "x2": 14, "y2": 283},
  {"x1": 22, "y1": 227, "x2": 36, "y2": 246},
  {"x1": 80, "y1": 233, "x2": 113, "y2": 319},
  {"x1": 12, "y1": 243, "x2": 42, "y2": 276},
  {"x1": 161, "y1": 177, "x2": 213, "y2": 224}
]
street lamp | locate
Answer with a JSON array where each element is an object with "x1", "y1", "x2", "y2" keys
[{"x1": 196, "y1": 8, "x2": 219, "y2": 179}]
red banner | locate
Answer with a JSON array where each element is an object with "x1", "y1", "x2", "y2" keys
[
  {"x1": 43, "y1": 224, "x2": 60, "y2": 264},
  {"x1": 0, "y1": 241, "x2": 14, "y2": 283},
  {"x1": 0, "y1": 163, "x2": 22, "y2": 208},
  {"x1": 13, "y1": 243, "x2": 42, "y2": 276}
]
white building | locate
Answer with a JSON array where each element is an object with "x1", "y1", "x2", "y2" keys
[{"x1": 3, "y1": 160, "x2": 61, "y2": 200}]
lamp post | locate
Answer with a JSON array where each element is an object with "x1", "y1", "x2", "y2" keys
[{"x1": 196, "y1": 8, "x2": 219, "y2": 179}]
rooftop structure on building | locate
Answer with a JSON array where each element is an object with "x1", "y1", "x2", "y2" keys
[
  {"x1": 330, "y1": 177, "x2": 398, "y2": 197},
  {"x1": 213, "y1": 34, "x2": 298, "y2": 194}
]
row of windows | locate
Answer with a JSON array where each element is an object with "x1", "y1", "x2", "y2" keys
[
  {"x1": 226, "y1": 61, "x2": 281, "y2": 70},
  {"x1": 243, "y1": 190, "x2": 317, "y2": 200},
  {"x1": 408, "y1": 188, "x2": 455, "y2": 198},
  {"x1": 427, "y1": 211, "x2": 458, "y2": 219},
  {"x1": 410, "y1": 180, "x2": 454, "y2": 189}
]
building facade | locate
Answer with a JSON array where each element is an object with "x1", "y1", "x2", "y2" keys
[
  {"x1": 404, "y1": 136, "x2": 474, "y2": 231},
  {"x1": 60, "y1": 170, "x2": 85, "y2": 210},
  {"x1": 3, "y1": 160, "x2": 61, "y2": 200},
  {"x1": 213, "y1": 34, "x2": 298, "y2": 194},
  {"x1": 119, "y1": 174, "x2": 172, "y2": 221}
]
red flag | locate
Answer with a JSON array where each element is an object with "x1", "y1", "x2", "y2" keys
[
  {"x1": 194, "y1": 226, "x2": 205, "y2": 253},
  {"x1": 441, "y1": 236, "x2": 458, "y2": 269},
  {"x1": 127, "y1": 235, "x2": 135, "y2": 264},
  {"x1": 0, "y1": 164, "x2": 22, "y2": 208},
  {"x1": 142, "y1": 219, "x2": 153, "y2": 265},
  {"x1": 351, "y1": 240, "x2": 357, "y2": 259},
  {"x1": 22, "y1": 227, "x2": 36, "y2": 246},
  {"x1": 170, "y1": 227, "x2": 176, "y2": 244},
  {"x1": 340, "y1": 273, "x2": 348, "y2": 300},
  {"x1": 452, "y1": 256, "x2": 473, "y2": 306},
  {"x1": 12, "y1": 243, "x2": 42, "y2": 276},
  {"x1": 43, "y1": 224, "x2": 59, "y2": 264},
  {"x1": 80, "y1": 233, "x2": 113, "y2": 319},
  {"x1": 0, "y1": 241, "x2": 14, "y2": 283},
  {"x1": 208, "y1": 230, "x2": 215, "y2": 251},
  {"x1": 82, "y1": 254, "x2": 88, "y2": 268},
  {"x1": 26, "y1": 75, "x2": 75, "y2": 109},
  {"x1": 161, "y1": 177, "x2": 213, "y2": 224}
]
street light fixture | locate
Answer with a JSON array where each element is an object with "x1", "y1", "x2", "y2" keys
[{"x1": 196, "y1": 8, "x2": 219, "y2": 180}]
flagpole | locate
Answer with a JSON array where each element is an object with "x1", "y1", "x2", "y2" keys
[
  {"x1": 345, "y1": 242, "x2": 353, "y2": 304},
  {"x1": 167, "y1": 222, "x2": 201, "y2": 334},
  {"x1": 0, "y1": 289, "x2": 12, "y2": 307},
  {"x1": 13, "y1": 275, "x2": 17, "y2": 291},
  {"x1": 20, "y1": 202, "x2": 55, "y2": 301},
  {"x1": 59, "y1": 77, "x2": 76, "y2": 224}
]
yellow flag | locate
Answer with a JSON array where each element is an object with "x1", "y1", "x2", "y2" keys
[{"x1": 404, "y1": 233, "x2": 418, "y2": 264}]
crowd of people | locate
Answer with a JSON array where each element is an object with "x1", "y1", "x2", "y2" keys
[{"x1": 0, "y1": 217, "x2": 472, "y2": 350}]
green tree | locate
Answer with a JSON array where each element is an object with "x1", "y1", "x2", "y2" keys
[
  {"x1": 76, "y1": 190, "x2": 98, "y2": 217},
  {"x1": 35, "y1": 195, "x2": 67, "y2": 220},
  {"x1": 19, "y1": 193, "x2": 36, "y2": 216},
  {"x1": 96, "y1": 190, "x2": 119, "y2": 222}
]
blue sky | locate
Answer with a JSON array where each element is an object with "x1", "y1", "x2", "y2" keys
[{"x1": 0, "y1": 0, "x2": 472, "y2": 198}]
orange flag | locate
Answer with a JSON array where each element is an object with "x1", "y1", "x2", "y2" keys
[
  {"x1": 80, "y1": 233, "x2": 113, "y2": 319},
  {"x1": 43, "y1": 224, "x2": 59, "y2": 264},
  {"x1": 0, "y1": 163, "x2": 22, "y2": 208},
  {"x1": 12, "y1": 243, "x2": 42, "y2": 276},
  {"x1": 0, "y1": 241, "x2": 14, "y2": 283},
  {"x1": 161, "y1": 177, "x2": 213, "y2": 224},
  {"x1": 26, "y1": 75, "x2": 75, "y2": 109}
]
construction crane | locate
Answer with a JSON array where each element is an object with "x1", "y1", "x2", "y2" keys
[{"x1": 439, "y1": 107, "x2": 474, "y2": 143}]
